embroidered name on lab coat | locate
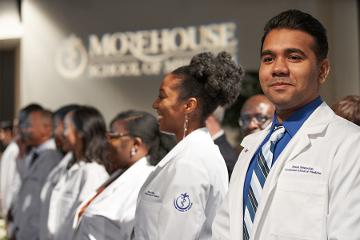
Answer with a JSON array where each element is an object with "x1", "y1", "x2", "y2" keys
[
  {"x1": 144, "y1": 190, "x2": 160, "y2": 199},
  {"x1": 284, "y1": 165, "x2": 322, "y2": 175}
]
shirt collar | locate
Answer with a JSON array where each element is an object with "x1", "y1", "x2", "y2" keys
[
  {"x1": 212, "y1": 129, "x2": 225, "y2": 140},
  {"x1": 35, "y1": 138, "x2": 56, "y2": 152},
  {"x1": 271, "y1": 96, "x2": 323, "y2": 136}
]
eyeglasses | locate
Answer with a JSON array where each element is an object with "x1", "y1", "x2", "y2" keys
[
  {"x1": 106, "y1": 132, "x2": 131, "y2": 140},
  {"x1": 238, "y1": 114, "x2": 272, "y2": 128}
]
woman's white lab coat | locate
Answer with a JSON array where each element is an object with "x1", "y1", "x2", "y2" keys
[
  {"x1": 72, "y1": 157, "x2": 154, "y2": 240},
  {"x1": 47, "y1": 160, "x2": 108, "y2": 240},
  {"x1": 39, "y1": 152, "x2": 73, "y2": 240},
  {"x1": 133, "y1": 128, "x2": 229, "y2": 240}
]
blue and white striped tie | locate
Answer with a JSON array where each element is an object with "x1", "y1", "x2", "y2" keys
[{"x1": 243, "y1": 125, "x2": 285, "y2": 240}]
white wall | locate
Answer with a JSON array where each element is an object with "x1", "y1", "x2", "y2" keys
[
  {"x1": 326, "y1": 0, "x2": 360, "y2": 103},
  {"x1": 0, "y1": 0, "x2": 22, "y2": 40}
]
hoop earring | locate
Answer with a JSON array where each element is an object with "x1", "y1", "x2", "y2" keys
[{"x1": 183, "y1": 114, "x2": 189, "y2": 139}]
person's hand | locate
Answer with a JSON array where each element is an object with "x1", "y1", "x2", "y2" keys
[{"x1": 15, "y1": 134, "x2": 28, "y2": 159}]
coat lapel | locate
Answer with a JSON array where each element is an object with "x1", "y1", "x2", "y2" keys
[
  {"x1": 137, "y1": 132, "x2": 189, "y2": 199},
  {"x1": 251, "y1": 103, "x2": 335, "y2": 238},
  {"x1": 229, "y1": 127, "x2": 271, "y2": 239},
  {"x1": 23, "y1": 152, "x2": 42, "y2": 180}
]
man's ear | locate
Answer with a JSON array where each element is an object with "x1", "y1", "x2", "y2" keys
[
  {"x1": 318, "y1": 58, "x2": 330, "y2": 84},
  {"x1": 43, "y1": 123, "x2": 53, "y2": 138},
  {"x1": 184, "y1": 97, "x2": 198, "y2": 114}
]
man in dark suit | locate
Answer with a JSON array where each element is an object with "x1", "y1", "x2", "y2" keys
[
  {"x1": 239, "y1": 94, "x2": 274, "y2": 136},
  {"x1": 12, "y1": 108, "x2": 62, "y2": 240},
  {"x1": 206, "y1": 106, "x2": 238, "y2": 179}
]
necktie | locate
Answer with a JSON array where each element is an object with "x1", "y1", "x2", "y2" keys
[
  {"x1": 243, "y1": 125, "x2": 285, "y2": 240},
  {"x1": 29, "y1": 151, "x2": 39, "y2": 167}
]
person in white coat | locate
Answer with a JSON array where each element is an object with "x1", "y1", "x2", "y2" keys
[
  {"x1": 72, "y1": 110, "x2": 176, "y2": 240},
  {"x1": 212, "y1": 9, "x2": 360, "y2": 240},
  {"x1": 47, "y1": 106, "x2": 109, "y2": 240},
  {"x1": 0, "y1": 141, "x2": 18, "y2": 218},
  {"x1": 39, "y1": 104, "x2": 80, "y2": 240},
  {"x1": 132, "y1": 52, "x2": 244, "y2": 240}
]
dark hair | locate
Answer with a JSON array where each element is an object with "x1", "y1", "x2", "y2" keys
[
  {"x1": 172, "y1": 51, "x2": 244, "y2": 122},
  {"x1": 53, "y1": 104, "x2": 81, "y2": 121},
  {"x1": 71, "y1": 106, "x2": 107, "y2": 164},
  {"x1": 110, "y1": 110, "x2": 176, "y2": 165},
  {"x1": 261, "y1": 9, "x2": 328, "y2": 62},
  {"x1": 0, "y1": 121, "x2": 13, "y2": 131},
  {"x1": 18, "y1": 103, "x2": 43, "y2": 128},
  {"x1": 332, "y1": 95, "x2": 360, "y2": 126}
]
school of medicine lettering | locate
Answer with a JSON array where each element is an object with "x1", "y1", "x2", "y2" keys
[{"x1": 56, "y1": 22, "x2": 238, "y2": 79}]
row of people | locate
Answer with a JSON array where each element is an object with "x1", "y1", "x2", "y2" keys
[
  {"x1": 1, "y1": 104, "x2": 175, "y2": 240},
  {"x1": 0, "y1": 50, "x2": 244, "y2": 240}
]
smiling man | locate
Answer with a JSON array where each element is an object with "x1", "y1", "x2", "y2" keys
[{"x1": 212, "y1": 9, "x2": 360, "y2": 240}]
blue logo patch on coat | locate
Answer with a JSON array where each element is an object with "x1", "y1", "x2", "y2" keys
[{"x1": 174, "y1": 193, "x2": 192, "y2": 212}]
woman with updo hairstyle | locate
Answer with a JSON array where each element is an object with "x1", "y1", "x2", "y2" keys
[
  {"x1": 133, "y1": 52, "x2": 244, "y2": 239},
  {"x1": 47, "y1": 106, "x2": 109, "y2": 240},
  {"x1": 72, "y1": 110, "x2": 176, "y2": 240}
]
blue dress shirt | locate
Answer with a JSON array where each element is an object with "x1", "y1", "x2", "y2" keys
[{"x1": 242, "y1": 96, "x2": 323, "y2": 212}]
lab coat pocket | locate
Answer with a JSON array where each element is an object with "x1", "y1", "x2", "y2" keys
[
  {"x1": 48, "y1": 190, "x2": 77, "y2": 234},
  {"x1": 269, "y1": 179, "x2": 326, "y2": 240},
  {"x1": 135, "y1": 199, "x2": 161, "y2": 239}
]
